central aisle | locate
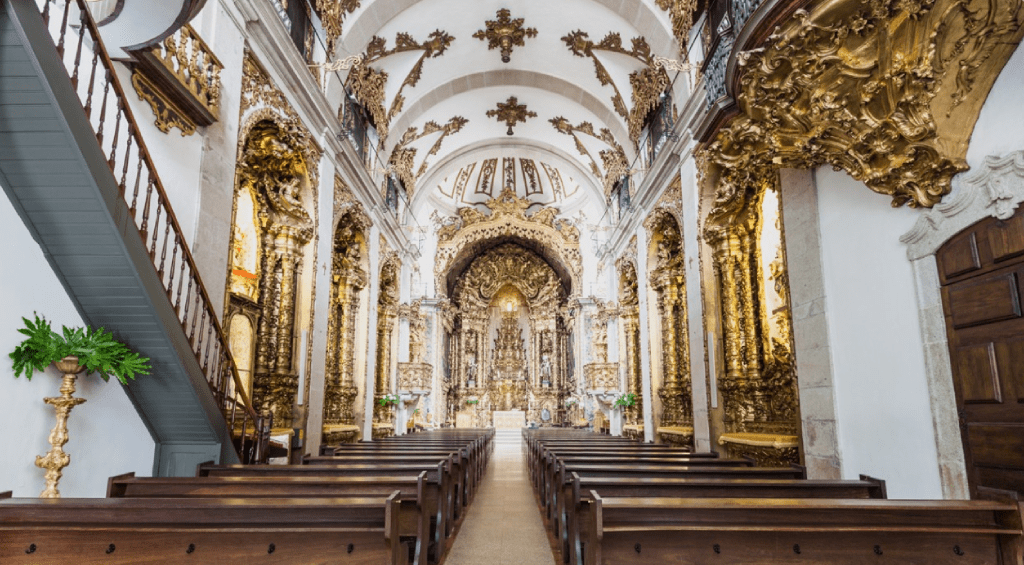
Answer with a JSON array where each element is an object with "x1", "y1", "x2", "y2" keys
[{"x1": 444, "y1": 429, "x2": 557, "y2": 565}]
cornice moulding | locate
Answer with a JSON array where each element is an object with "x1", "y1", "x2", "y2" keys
[
  {"x1": 232, "y1": 0, "x2": 410, "y2": 250},
  {"x1": 902, "y1": 151, "x2": 1024, "y2": 260}
]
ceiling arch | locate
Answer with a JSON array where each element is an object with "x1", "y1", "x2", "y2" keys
[
  {"x1": 414, "y1": 138, "x2": 606, "y2": 218},
  {"x1": 338, "y1": 0, "x2": 677, "y2": 60},
  {"x1": 384, "y1": 69, "x2": 633, "y2": 160},
  {"x1": 326, "y1": 0, "x2": 688, "y2": 218}
]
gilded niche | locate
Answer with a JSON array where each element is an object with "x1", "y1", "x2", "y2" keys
[
  {"x1": 322, "y1": 205, "x2": 369, "y2": 439},
  {"x1": 703, "y1": 168, "x2": 801, "y2": 466},
  {"x1": 708, "y1": 0, "x2": 1024, "y2": 207},
  {"x1": 646, "y1": 208, "x2": 693, "y2": 432},
  {"x1": 228, "y1": 119, "x2": 316, "y2": 427}
]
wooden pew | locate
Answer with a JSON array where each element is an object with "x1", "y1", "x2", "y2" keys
[
  {"x1": 538, "y1": 452, "x2": 743, "y2": 508},
  {"x1": 107, "y1": 472, "x2": 437, "y2": 565},
  {"x1": 577, "y1": 493, "x2": 1024, "y2": 565},
  {"x1": 310, "y1": 449, "x2": 475, "y2": 506},
  {"x1": 0, "y1": 491, "x2": 408, "y2": 564},
  {"x1": 542, "y1": 458, "x2": 764, "y2": 523},
  {"x1": 198, "y1": 460, "x2": 460, "y2": 540},
  {"x1": 561, "y1": 474, "x2": 887, "y2": 565}
]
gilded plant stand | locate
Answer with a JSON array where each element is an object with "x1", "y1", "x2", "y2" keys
[{"x1": 35, "y1": 356, "x2": 87, "y2": 498}]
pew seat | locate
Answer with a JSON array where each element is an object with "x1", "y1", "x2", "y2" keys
[
  {"x1": 0, "y1": 491, "x2": 407, "y2": 564},
  {"x1": 579, "y1": 494, "x2": 1024, "y2": 565}
]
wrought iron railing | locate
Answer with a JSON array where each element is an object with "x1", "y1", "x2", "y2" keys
[{"x1": 36, "y1": 0, "x2": 270, "y2": 463}]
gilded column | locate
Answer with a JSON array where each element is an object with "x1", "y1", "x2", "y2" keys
[
  {"x1": 738, "y1": 227, "x2": 761, "y2": 383},
  {"x1": 661, "y1": 286, "x2": 678, "y2": 388},
  {"x1": 275, "y1": 252, "x2": 299, "y2": 373}
]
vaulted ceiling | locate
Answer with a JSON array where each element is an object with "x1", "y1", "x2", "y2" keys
[{"x1": 326, "y1": 0, "x2": 690, "y2": 217}]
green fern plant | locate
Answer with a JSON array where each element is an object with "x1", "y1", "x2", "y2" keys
[
  {"x1": 9, "y1": 313, "x2": 151, "y2": 385},
  {"x1": 613, "y1": 393, "x2": 637, "y2": 408}
]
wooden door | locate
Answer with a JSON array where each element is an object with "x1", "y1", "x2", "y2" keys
[{"x1": 938, "y1": 207, "x2": 1024, "y2": 496}]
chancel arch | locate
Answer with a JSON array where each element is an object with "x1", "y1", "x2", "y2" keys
[{"x1": 445, "y1": 240, "x2": 574, "y2": 428}]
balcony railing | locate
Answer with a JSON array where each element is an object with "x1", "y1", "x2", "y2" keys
[
  {"x1": 129, "y1": 23, "x2": 222, "y2": 135},
  {"x1": 37, "y1": 0, "x2": 269, "y2": 463}
]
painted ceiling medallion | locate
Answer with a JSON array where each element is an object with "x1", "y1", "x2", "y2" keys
[
  {"x1": 473, "y1": 8, "x2": 538, "y2": 63},
  {"x1": 486, "y1": 96, "x2": 537, "y2": 135}
]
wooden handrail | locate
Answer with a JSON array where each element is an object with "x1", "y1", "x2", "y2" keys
[{"x1": 36, "y1": 0, "x2": 269, "y2": 462}]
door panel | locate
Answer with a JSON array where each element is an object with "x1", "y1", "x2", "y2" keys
[{"x1": 940, "y1": 210, "x2": 1024, "y2": 497}]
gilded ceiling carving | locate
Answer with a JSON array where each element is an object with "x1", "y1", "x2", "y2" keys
[
  {"x1": 706, "y1": 0, "x2": 1024, "y2": 208},
  {"x1": 550, "y1": 116, "x2": 628, "y2": 195},
  {"x1": 314, "y1": 0, "x2": 360, "y2": 57},
  {"x1": 655, "y1": 0, "x2": 699, "y2": 53},
  {"x1": 389, "y1": 116, "x2": 468, "y2": 194},
  {"x1": 486, "y1": 96, "x2": 537, "y2": 135},
  {"x1": 434, "y1": 187, "x2": 583, "y2": 299},
  {"x1": 347, "y1": 30, "x2": 455, "y2": 139},
  {"x1": 473, "y1": 8, "x2": 538, "y2": 63},
  {"x1": 561, "y1": 31, "x2": 670, "y2": 144}
]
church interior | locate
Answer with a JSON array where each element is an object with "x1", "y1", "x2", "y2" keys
[{"x1": 1, "y1": 0, "x2": 1024, "y2": 562}]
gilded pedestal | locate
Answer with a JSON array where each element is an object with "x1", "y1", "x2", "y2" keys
[{"x1": 35, "y1": 357, "x2": 87, "y2": 499}]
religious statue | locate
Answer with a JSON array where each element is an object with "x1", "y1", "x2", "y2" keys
[
  {"x1": 540, "y1": 354, "x2": 552, "y2": 386},
  {"x1": 466, "y1": 353, "x2": 477, "y2": 387}
]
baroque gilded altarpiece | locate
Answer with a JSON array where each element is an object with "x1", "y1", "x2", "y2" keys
[
  {"x1": 322, "y1": 178, "x2": 370, "y2": 444},
  {"x1": 646, "y1": 191, "x2": 695, "y2": 447},
  {"x1": 698, "y1": 0, "x2": 1024, "y2": 465},
  {"x1": 435, "y1": 189, "x2": 581, "y2": 426},
  {"x1": 703, "y1": 166, "x2": 801, "y2": 467},
  {"x1": 225, "y1": 53, "x2": 321, "y2": 429}
]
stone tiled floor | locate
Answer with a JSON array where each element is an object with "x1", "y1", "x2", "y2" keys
[{"x1": 444, "y1": 430, "x2": 557, "y2": 565}]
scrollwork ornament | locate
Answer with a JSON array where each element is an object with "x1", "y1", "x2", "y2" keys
[{"x1": 709, "y1": 0, "x2": 1024, "y2": 208}]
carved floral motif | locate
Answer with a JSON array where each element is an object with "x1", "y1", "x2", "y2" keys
[{"x1": 708, "y1": 0, "x2": 1024, "y2": 208}]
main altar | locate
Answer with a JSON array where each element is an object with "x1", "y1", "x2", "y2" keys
[{"x1": 493, "y1": 410, "x2": 526, "y2": 429}]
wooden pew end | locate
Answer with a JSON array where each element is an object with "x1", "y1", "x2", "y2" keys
[
  {"x1": 858, "y1": 474, "x2": 888, "y2": 499},
  {"x1": 195, "y1": 460, "x2": 215, "y2": 477},
  {"x1": 105, "y1": 472, "x2": 136, "y2": 498}
]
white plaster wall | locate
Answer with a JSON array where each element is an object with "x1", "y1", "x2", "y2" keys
[
  {"x1": 815, "y1": 168, "x2": 942, "y2": 498},
  {"x1": 966, "y1": 44, "x2": 1024, "y2": 169},
  {"x1": 0, "y1": 192, "x2": 155, "y2": 498}
]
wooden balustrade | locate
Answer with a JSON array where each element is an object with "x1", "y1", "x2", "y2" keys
[{"x1": 35, "y1": 0, "x2": 268, "y2": 463}]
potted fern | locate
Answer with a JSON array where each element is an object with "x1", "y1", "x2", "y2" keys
[{"x1": 9, "y1": 314, "x2": 150, "y2": 498}]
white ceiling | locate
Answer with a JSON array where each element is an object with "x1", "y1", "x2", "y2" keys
[{"x1": 333, "y1": 0, "x2": 686, "y2": 215}]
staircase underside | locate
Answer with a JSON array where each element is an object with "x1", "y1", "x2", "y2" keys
[{"x1": 0, "y1": 0, "x2": 238, "y2": 475}]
